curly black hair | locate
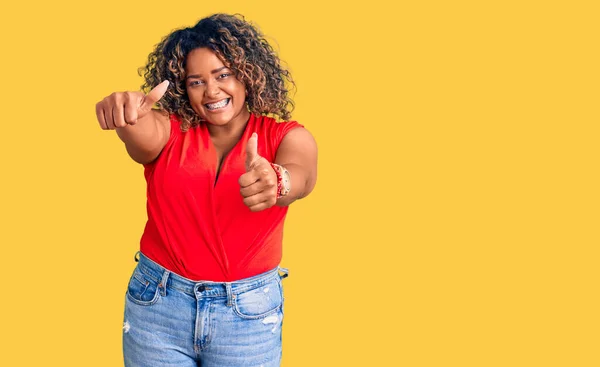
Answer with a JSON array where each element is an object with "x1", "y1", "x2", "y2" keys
[{"x1": 138, "y1": 13, "x2": 295, "y2": 131}]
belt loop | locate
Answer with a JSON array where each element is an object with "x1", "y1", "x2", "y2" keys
[
  {"x1": 279, "y1": 267, "x2": 289, "y2": 280},
  {"x1": 225, "y1": 283, "x2": 233, "y2": 307},
  {"x1": 159, "y1": 270, "x2": 170, "y2": 297},
  {"x1": 134, "y1": 251, "x2": 140, "y2": 262}
]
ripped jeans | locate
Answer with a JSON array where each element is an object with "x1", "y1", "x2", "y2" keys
[{"x1": 123, "y1": 251, "x2": 288, "y2": 367}]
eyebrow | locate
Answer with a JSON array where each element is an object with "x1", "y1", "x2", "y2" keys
[{"x1": 185, "y1": 67, "x2": 229, "y2": 80}]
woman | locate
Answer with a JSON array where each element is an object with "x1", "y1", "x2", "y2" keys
[{"x1": 95, "y1": 13, "x2": 317, "y2": 367}]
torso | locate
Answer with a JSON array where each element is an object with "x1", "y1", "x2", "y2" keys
[
  {"x1": 140, "y1": 113, "x2": 303, "y2": 281},
  {"x1": 211, "y1": 129, "x2": 246, "y2": 183}
]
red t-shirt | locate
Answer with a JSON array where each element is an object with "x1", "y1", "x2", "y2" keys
[{"x1": 139, "y1": 113, "x2": 303, "y2": 281}]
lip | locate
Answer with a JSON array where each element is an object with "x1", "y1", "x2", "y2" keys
[
  {"x1": 203, "y1": 98, "x2": 230, "y2": 112},
  {"x1": 203, "y1": 98, "x2": 229, "y2": 105},
  {"x1": 202, "y1": 97, "x2": 231, "y2": 113}
]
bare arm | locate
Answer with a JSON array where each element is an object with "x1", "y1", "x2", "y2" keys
[
  {"x1": 116, "y1": 110, "x2": 170, "y2": 164},
  {"x1": 274, "y1": 127, "x2": 318, "y2": 206}
]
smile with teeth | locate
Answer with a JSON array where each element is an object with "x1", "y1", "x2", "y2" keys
[{"x1": 205, "y1": 98, "x2": 230, "y2": 110}]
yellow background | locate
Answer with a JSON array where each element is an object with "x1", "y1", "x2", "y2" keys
[{"x1": 1, "y1": 0, "x2": 598, "y2": 366}]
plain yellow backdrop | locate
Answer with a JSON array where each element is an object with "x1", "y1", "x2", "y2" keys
[{"x1": 1, "y1": 0, "x2": 599, "y2": 366}]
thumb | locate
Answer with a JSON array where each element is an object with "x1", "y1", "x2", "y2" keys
[
  {"x1": 245, "y1": 132, "x2": 260, "y2": 171},
  {"x1": 139, "y1": 80, "x2": 169, "y2": 112}
]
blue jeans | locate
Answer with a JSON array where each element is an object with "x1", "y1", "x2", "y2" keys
[{"x1": 123, "y1": 252, "x2": 288, "y2": 367}]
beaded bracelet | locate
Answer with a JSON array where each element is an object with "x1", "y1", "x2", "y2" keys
[{"x1": 270, "y1": 163, "x2": 291, "y2": 199}]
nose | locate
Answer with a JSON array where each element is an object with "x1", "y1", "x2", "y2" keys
[{"x1": 205, "y1": 81, "x2": 221, "y2": 98}]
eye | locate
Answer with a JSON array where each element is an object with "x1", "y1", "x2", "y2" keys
[
  {"x1": 188, "y1": 80, "x2": 205, "y2": 87},
  {"x1": 218, "y1": 73, "x2": 231, "y2": 79}
]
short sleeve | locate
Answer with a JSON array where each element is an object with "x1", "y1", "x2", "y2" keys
[{"x1": 270, "y1": 120, "x2": 304, "y2": 155}]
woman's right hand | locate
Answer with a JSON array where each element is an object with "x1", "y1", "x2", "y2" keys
[{"x1": 95, "y1": 80, "x2": 169, "y2": 130}]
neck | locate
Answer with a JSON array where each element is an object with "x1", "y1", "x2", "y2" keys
[{"x1": 206, "y1": 109, "x2": 251, "y2": 140}]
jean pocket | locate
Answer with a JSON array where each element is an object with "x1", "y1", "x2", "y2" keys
[
  {"x1": 126, "y1": 267, "x2": 160, "y2": 306},
  {"x1": 233, "y1": 278, "x2": 283, "y2": 320}
]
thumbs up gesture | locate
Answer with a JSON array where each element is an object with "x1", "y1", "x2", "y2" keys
[
  {"x1": 239, "y1": 133, "x2": 278, "y2": 212},
  {"x1": 95, "y1": 80, "x2": 169, "y2": 130}
]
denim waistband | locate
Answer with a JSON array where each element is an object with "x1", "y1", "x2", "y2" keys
[{"x1": 133, "y1": 251, "x2": 288, "y2": 301}]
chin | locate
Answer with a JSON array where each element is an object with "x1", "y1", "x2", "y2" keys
[{"x1": 203, "y1": 115, "x2": 233, "y2": 126}]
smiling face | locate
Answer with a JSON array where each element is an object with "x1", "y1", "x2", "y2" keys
[{"x1": 185, "y1": 47, "x2": 250, "y2": 127}]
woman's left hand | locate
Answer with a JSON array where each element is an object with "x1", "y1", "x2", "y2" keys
[{"x1": 239, "y1": 133, "x2": 278, "y2": 212}]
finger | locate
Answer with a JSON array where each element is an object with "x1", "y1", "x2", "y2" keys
[
  {"x1": 240, "y1": 180, "x2": 270, "y2": 198},
  {"x1": 96, "y1": 102, "x2": 108, "y2": 130},
  {"x1": 140, "y1": 80, "x2": 169, "y2": 112},
  {"x1": 241, "y1": 185, "x2": 277, "y2": 202},
  {"x1": 238, "y1": 170, "x2": 261, "y2": 188},
  {"x1": 245, "y1": 132, "x2": 259, "y2": 171},
  {"x1": 248, "y1": 199, "x2": 278, "y2": 212},
  {"x1": 113, "y1": 99, "x2": 127, "y2": 128},
  {"x1": 243, "y1": 190, "x2": 277, "y2": 208},
  {"x1": 105, "y1": 102, "x2": 115, "y2": 130},
  {"x1": 257, "y1": 165, "x2": 277, "y2": 187},
  {"x1": 239, "y1": 161, "x2": 276, "y2": 190},
  {"x1": 104, "y1": 109, "x2": 113, "y2": 129},
  {"x1": 124, "y1": 92, "x2": 138, "y2": 125}
]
